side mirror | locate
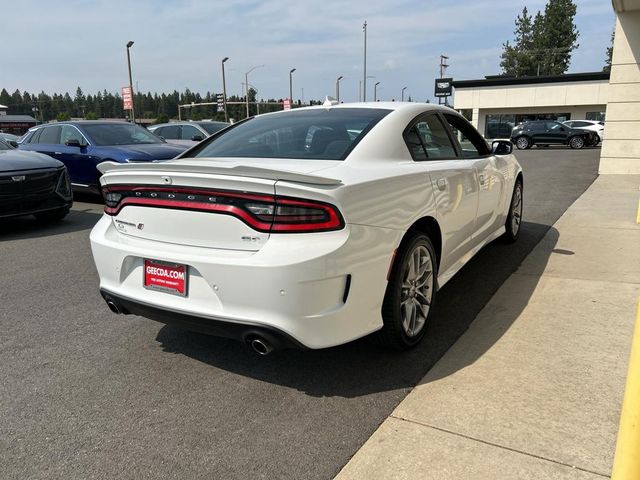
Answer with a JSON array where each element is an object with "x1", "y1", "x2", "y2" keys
[
  {"x1": 191, "y1": 135, "x2": 204, "y2": 142},
  {"x1": 65, "y1": 139, "x2": 82, "y2": 148},
  {"x1": 492, "y1": 140, "x2": 513, "y2": 155},
  {"x1": 8, "y1": 140, "x2": 18, "y2": 148}
]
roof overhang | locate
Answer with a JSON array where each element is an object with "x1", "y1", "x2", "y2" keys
[{"x1": 612, "y1": 0, "x2": 640, "y2": 12}]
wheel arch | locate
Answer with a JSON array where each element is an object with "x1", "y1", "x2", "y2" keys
[{"x1": 401, "y1": 216, "x2": 442, "y2": 270}]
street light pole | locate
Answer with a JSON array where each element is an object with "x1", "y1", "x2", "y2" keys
[
  {"x1": 336, "y1": 76, "x2": 343, "y2": 102},
  {"x1": 401, "y1": 86, "x2": 407, "y2": 102},
  {"x1": 359, "y1": 81, "x2": 362, "y2": 102},
  {"x1": 244, "y1": 64, "x2": 265, "y2": 119},
  {"x1": 363, "y1": 21, "x2": 367, "y2": 102},
  {"x1": 221, "y1": 56, "x2": 229, "y2": 122},
  {"x1": 126, "y1": 40, "x2": 135, "y2": 123},
  {"x1": 289, "y1": 68, "x2": 296, "y2": 105},
  {"x1": 374, "y1": 82, "x2": 380, "y2": 101}
]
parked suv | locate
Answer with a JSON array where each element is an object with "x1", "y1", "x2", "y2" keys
[
  {"x1": 148, "y1": 121, "x2": 229, "y2": 147},
  {"x1": 18, "y1": 121, "x2": 186, "y2": 192},
  {"x1": 563, "y1": 120, "x2": 604, "y2": 144},
  {"x1": 510, "y1": 120, "x2": 597, "y2": 150}
]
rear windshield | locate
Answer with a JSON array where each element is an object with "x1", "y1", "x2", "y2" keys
[
  {"x1": 190, "y1": 108, "x2": 390, "y2": 160},
  {"x1": 83, "y1": 123, "x2": 164, "y2": 146}
]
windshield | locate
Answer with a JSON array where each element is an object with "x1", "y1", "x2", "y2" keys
[
  {"x1": 198, "y1": 122, "x2": 228, "y2": 135},
  {"x1": 82, "y1": 123, "x2": 164, "y2": 146},
  {"x1": 190, "y1": 108, "x2": 390, "y2": 161}
]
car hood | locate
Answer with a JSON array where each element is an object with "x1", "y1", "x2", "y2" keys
[
  {"x1": 0, "y1": 149, "x2": 63, "y2": 172},
  {"x1": 95, "y1": 144, "x2": 187, "y2": 161}
]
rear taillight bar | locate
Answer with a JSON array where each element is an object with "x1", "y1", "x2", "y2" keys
[{"x1": 102, "y1": 185, "x2": 344, "y2": 233}]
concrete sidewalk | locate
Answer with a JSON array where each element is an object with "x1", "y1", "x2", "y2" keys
[{"x1": 337, "y1": 175, "x2": 640, "y2": 479}]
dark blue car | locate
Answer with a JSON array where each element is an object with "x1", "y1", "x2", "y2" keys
[{"x1": 18, "y1": 121, "x2": 186, "y2": 192}]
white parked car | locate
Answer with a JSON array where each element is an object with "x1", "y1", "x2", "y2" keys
[
  {"x1": 90, "y1": 103, "x2": 523, "y2": 354},
  {"x1": 563, "y1": 120, "x2": 604, "y2": 143}
]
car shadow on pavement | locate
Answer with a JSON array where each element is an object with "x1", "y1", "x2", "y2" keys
[
  {"x1": 0, "y1": 208, "x2": 102, "y2": 241},
  {"x1": 155, "y1": 221, "x2": 558, "y2": 398}
]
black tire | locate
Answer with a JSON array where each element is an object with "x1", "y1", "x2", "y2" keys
[
  {"x1": 502, "y1": 179, "x2": 523, "y2": 243},
  {"x1": 515, "y1": 136, "x2": 530, "y2": 150},
  {"x1": 569, "y1": 136, "x2": 585, "y2": 149},
  {"x1": 34, "y1": 207, "x2": 69, "y2": 222},
  {"x1": 375, "y1": 233, "x2": 438, "y2": 350}
]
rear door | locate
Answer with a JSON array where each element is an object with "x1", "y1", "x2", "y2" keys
[{"x1": 406, "y1": 114, "x2": 478, "y2": 274}]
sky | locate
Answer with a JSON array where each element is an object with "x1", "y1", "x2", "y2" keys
[{"x1": 1, "y1": 0, "x2": 615, "y2": 103}]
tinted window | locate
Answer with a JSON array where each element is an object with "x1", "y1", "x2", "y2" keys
[
  {"x1": 39, "y1": 126, "x2": 62, "y2": 144},
  {"x1": 82, "y1": 123, "x2": 163, "y2": 146},
  {"x1": 547, "y1": 122, "x2": 564, "y2": 130},
  {"x1": 191, "y1": 108, "x2": 390, "y2": 161},
  {"x1": 529, "y1": 122, "x2": 546, "y2": 131},
  {"x1": 160, "y1": 125, "x2": 180, "y2": 139},
  {"x1": 443, "y1": 114, "x2": 489, "y2": 158},
  {"x1": 181, "y1": 125, "x2": 202, "y2": 140},
  {"x1": 571, "y1": 121, "x2": 589, "y2": 128},
  {"x1": 198, "y1": 122, "x2": 228, "y2": 135},
  {"x1": 406, "y1": 115, "x2": 456, "y2": 160},
  {"x1": 26, "y1": 129, "x2": 41, "y2": 143}
]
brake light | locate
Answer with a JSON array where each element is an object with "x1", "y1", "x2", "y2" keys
[{"x1": 101, "y1": 185, "x2": 344, "y2": 233}]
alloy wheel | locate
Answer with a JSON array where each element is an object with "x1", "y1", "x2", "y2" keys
[
  {"x1": 400, "y1": 245, "x2": 434, "y2": 338},
  {"x1": 511, "y1": 183, "x2": 523, "y2": 236}
]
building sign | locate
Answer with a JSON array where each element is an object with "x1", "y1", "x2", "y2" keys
[
  {"x1": 216, "y1": 93, "x2": 225, "y2": 113},
  {"x1": 122, "y1": 86, "x2": 133, "y2": 110},
  {"x1": 434, "y1": 78, "x2": 453, "y2": 98},
  {"x1": 283, "y1": 99, "x2": 291, "y2": 111}
]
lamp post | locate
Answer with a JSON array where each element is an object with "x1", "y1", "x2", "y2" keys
[
  {"x1": 374, "y1": 81, "x2": 380, "y2": 101},
  {"x1": 244, "y1": 64, "x2": 264, "y2": 118},
  {"x1": 335, "y1": 75, "x2": 343, "y2": 102},
  {"x1": 289, "y1": 68, "x2": 296, "y2": 105},
  {"x1": 221, "y1": 57, "x2": 229, "y2": 122},
  {"x1": 362, "y1": 21, "x2": 367, "y2": 102},
  {"x1": 401, "y1": 86, "x2": 407, "y2": 102},
  {"x1": 125, "y1": 40, "x2": 135, "y2": 123}
]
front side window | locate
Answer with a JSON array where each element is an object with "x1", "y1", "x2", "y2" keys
[
  {"x1": 181, "y1": 125, "x2": 203, "y2": 140},
  {"x1": 82, "y1": 123, "x2": 163, "y2": 146},
  {"x1": 406, "y1": 114, "x2": 456, "y2": 160},
  {"x1": 190, "y1": 108, "x2": 390, "y2": 161},
  {"x1": 61, "y1": 125, "x2": 86, "y2": 145},
  {"x1": 38, "y1": 126, "x2": 62, "y2": 144},
  {"x1": 0, "y1": 139, "x2": 11, "y2": 150},
  {"x1": 443, "y1": 114, "x2": 489, "y2": 158}
]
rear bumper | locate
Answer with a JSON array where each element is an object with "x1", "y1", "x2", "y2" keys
[
  {"x1": 90, "y1": 215, "x2": 402, "y2": 349},
  {"x1": 100, "y1": 289, "x2": 307, "y2": 349}
]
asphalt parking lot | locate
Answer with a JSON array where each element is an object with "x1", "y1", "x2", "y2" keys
[{"x1": 1, "y1": 147, "x2": 600, "y2": 480}]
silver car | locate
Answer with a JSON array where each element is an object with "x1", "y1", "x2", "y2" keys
[{"x1": 149, "y1": 121, "x2": 229, "y2": 147}]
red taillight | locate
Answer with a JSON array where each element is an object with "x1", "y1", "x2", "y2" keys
[{"x1": 101, "y1": 185, "x2": 344, "y2": 233}]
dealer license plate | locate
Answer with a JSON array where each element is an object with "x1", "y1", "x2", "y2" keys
[{"x1": 143, "y1": 259, "x2": 188, "y2": 297}]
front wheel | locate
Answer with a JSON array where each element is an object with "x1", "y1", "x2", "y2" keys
[
  {"x1": 515, "y1": 136, "x2": 530, "y2": 150},
  {"x1": 376, "y1": 233, "x2": 438, "y2": 350},
  {"x1": 502, "y1": 179, "x2": 523, "y2": 243},
  {"x1": 569, "y1": 136, "x2": 585, "y2": 149}
]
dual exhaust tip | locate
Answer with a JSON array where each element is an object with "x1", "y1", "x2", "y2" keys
[{"x1": 104, "y1": 297, "x2": 279, "y2": 356}]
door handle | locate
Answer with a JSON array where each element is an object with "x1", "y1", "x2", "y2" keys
[
  {"x1": 479, "y1": 174, "x2": 486, "y2": 185},
  {"x1": 54, "y1": 152, "x2": 62, "y2": 155},
  {"x1": 436, "y1": 178, "x2": 447, "y2": 191}
]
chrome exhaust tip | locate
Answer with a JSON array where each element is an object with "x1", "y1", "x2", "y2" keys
[
  {"x1": 250, "y1": 337, "x2": 274, "y2": 356},
  {"x1": 106, "y1": 300, "x2": 121, "y2": 315}
]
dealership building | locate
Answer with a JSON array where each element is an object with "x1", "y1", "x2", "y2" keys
[{"x1": 452, "y1": 0, "x2": 639, "y2": 174}]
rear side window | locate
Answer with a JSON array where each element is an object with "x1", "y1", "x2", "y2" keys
[
  {"x1": 406, "y1": 114, "x2": 456, "y2": 160},
  {"x1": 38, "y1": 126, "x2": 62, "y2": 144},
  {"x1": 529, "y1": 122, "x2": 546, "y2": 131},
  {"x1": 190, "y1": 108, "x2": 390, "y2": 161}
]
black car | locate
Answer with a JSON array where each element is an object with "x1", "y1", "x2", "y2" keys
[
  {"x1": 0, "y1": 138, "x2": 73, "y2": 221},
  {"x1": 510, "y1": 120, "x2": 597, "y2": 150}
]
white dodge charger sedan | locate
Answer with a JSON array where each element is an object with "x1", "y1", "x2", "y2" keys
[{"x1": 90, "y1": 102, "x2": 523, "y2": 354}]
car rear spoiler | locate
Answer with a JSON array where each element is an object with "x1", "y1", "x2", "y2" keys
[{"x1": 97, "y1": 160, "x2": 342, "y2": 186}]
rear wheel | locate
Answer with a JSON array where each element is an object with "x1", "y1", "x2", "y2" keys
[
  {"x1": 569, "y1": 136, "x2": 585, "y2": 149},
  {"x1": 515, "y1": 136, "x2": 530, "y2": 150},
  {"x1": 376, "y1": 233, "x2": 437, "y2": 350},
  {"x1": 34, "y1": 207, "x2": 69, "y2": 222},
  {"x1": 502, "y1": 179, "x2": 523, "y2": 243}
]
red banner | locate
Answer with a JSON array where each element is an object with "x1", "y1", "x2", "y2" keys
[{"x1": 122, "y1": 86, "x2": 133, "y2": 110}]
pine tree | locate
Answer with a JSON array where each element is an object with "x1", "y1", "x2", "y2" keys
[
  {"x1": 604, "y1": 29, "x2": 615, "y2": 72},
  {"x1": 500, "y1": 7, "x2": 536, "y2": 76}
]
